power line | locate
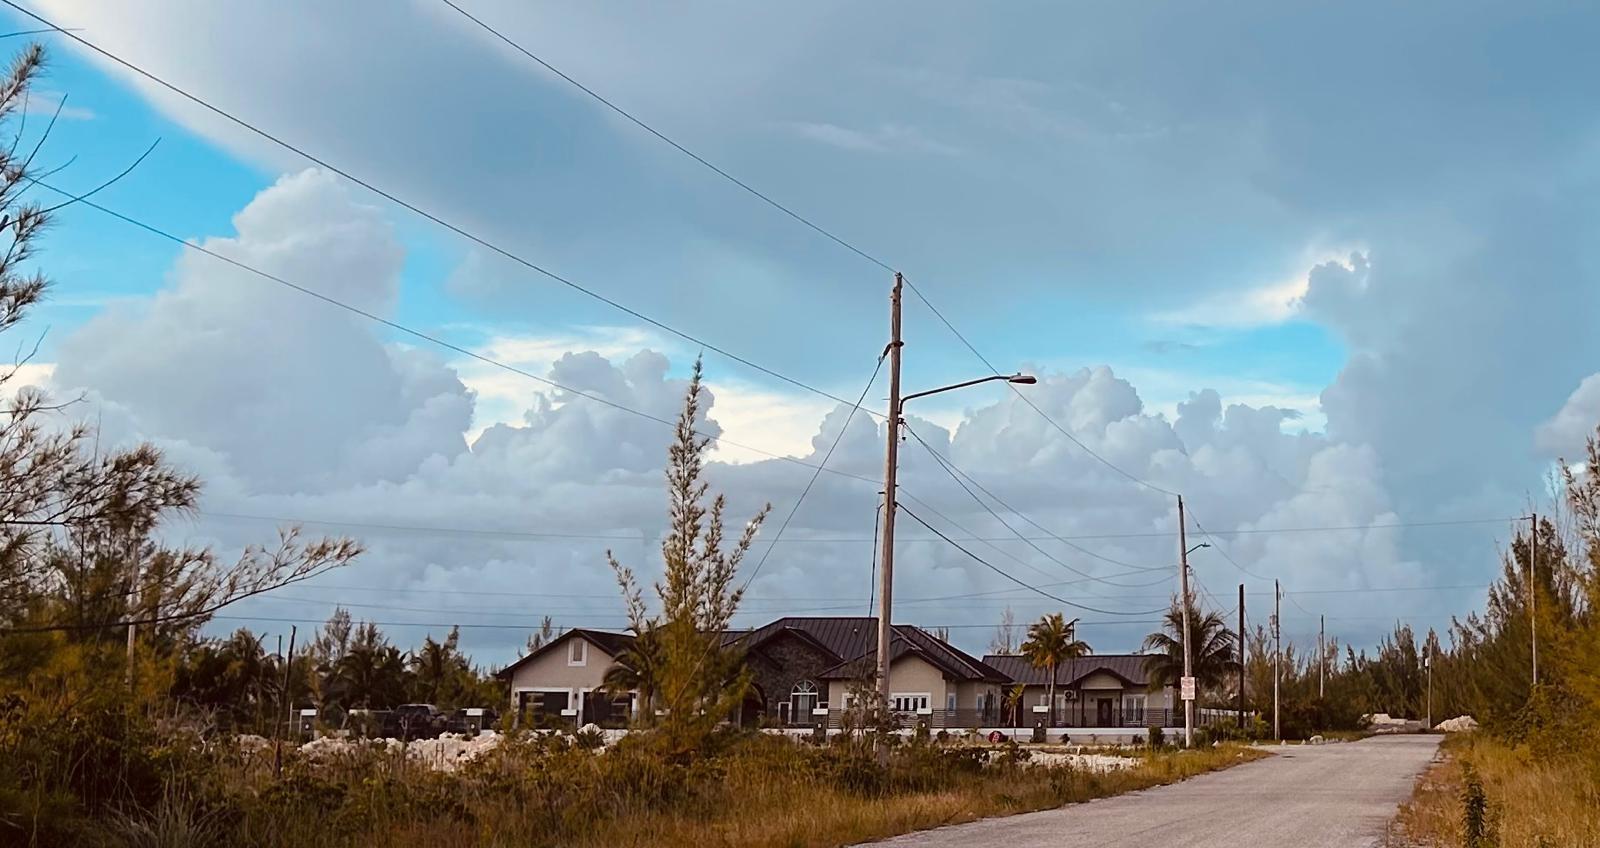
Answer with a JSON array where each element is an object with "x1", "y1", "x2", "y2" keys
[
  {"x1": 275, "y1": 578, "x2": 1492, "y2": 603},
  {"x1": 8, "y1": 3, "x2": 883, "y2": 420},
  {"x1": 185, "y1": 509, "x2": 1526, "y2": 544},
  {"x1": 741, "y1": 352, "x2": 885, "y2": 587},
  {"x1": 28, "y1": 181, "x2": 883, "y2": 491},
  {"x1": 212, "y1": 613, "x2": 1165, "y2": 633},
  {"x1": 1185, "y1": 507, "x2": 1274, "y2": 582},
  {"x1": 428, "y1": 0, "x2": 1181, "y2": 501},
  {"x1": 437, "y1": 0, "x2": 897, "y2": 276},
  {"x1": 902, "y1": 421, "x2": 1169, "y2": 577},
  {"x1": 895, "y1": 501, "x2": 1169, "y2": 617}
]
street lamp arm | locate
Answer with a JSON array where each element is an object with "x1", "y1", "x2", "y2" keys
[{"x1": 901, "y1": 373, "x2": 1035, "y2": 406}]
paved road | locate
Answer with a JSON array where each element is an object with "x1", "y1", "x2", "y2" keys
[{"x1": 864, "y1": 735, "x2": 1440, "y2": 848}]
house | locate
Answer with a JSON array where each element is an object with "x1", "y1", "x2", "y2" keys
[
  {"x1": 496, "y1": 628, "x2": 638, "y2": 728},
  {"x1": 982, "y1": 653, "x2": 1178, "y2": 728},
  {"x1": 731, "y1": 617, "x2": 1009, "y2": 728},
  {"x1": 497, "y1": 617, "x2": 1009, "y2": 729},
  {"x1": 496, "y1": 617, "x2": 1184, "y2": 734}
]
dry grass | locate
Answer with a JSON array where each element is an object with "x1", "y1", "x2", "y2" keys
[
  {"x1": 191, "y1": 736, "x2": 1268, "y2": 848},
  {"x1": 1387, "y1": 734, "x2": 1600, "y2": 848},
  {"x1": 562, "y1": 744, "x2": 1267, "y2": 848}
]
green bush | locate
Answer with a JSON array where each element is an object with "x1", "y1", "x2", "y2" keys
[{"x1": 1147, "y1": 726, "x2": 1165, "y2": 748}]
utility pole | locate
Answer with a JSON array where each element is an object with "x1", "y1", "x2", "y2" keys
[
  {"x1": 1237, "y1": 583, "x2": 1246, "y2": 731},
  {"x1": 1273, "y1": 579, "x2": 1281, "y2": 742},
  {"x1": 125, "y1": 533, "x2": 140, "y2": 690},
  {"x1": 274, "y1": 626, "x2": 295, "y2": 778},
  {"x1": 1177, "y1": 495, "x2": 1194, "y2": 748},
  {"x1": 1425, "y1": 644, "x2": 1432, "y2": 730},
  {"x1": 1319, "y1": 614, "x2": 1325, "y2": 700},
  {"x1": 1528, "y1": 512, "x2": 1539, "y2": 687},
  {"x1": 874, "y1": 273, "x2": 904, "y2": 741}
]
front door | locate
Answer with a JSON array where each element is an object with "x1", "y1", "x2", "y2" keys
[{"x1": 1096, "y1": 697, "x2": 1114, "y2": 726}]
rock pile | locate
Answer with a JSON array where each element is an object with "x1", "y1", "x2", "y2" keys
[{"x1": 1435, "y1": 715, "x2": 1478, "y2": 733}]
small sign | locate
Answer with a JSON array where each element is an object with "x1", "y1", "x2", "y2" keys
[
  {"x1": 299, "y1": 708, "x2": 318, "y2": 717},
  {"x1": 1031, "y1": 705, "x2": 1050, "y2": 713},
  {"x1": 1180, "y1": 676, "x2": 1197, "y2": 702},
  {"x1": 811, "y1": 707, "x2": 829, "y2": 716},
  {"x1": 465, "y1": 708, "x2": 485, "y2": 716}
]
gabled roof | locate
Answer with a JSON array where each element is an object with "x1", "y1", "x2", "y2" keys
[
  {"x1": 805, "y1": 619, "x2": 1010, "y2": 684},
  {"x1": 494, "y1": 628, "x2": 634, "y2": 680},
  {"x1": 981, "y1": 653, "x2": 1165, "y2": 689}
]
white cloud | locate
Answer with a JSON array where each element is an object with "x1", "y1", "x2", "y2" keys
[
  {"x1": 1152, "y1": 249, "x2": 1365, "y2": 329},
  {"x1": 788, "y1": 121, "x2": 961, "y2": 156},
  {"x1": 1536, "y1": 373, "x2": 1600, "y2": 458}
]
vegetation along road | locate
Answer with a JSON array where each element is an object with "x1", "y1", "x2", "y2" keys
[{"x1": 864, "y1": 736, "x2": 1440, "y2": 848}]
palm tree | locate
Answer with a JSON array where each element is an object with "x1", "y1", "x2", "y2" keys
[
  {"x1": 1003, "y1": 683, "x2": 1027, "y2": 734},
  {"x1": 1020, "y1": 613, "x2": 1091, "y2": 724},
  {"x1": 602, "y1": 623, "x2": 663, "y2": 722},
  {"x1": 1142, "y1": 595, "x2": 1240, "y2": 704}
]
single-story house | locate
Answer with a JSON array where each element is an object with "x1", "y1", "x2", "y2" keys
[
  {"x1": 496, "y1": 628, "x2": 638, "y2": 728},
  {"x1": 496, "y1": 617, "x2": 1186, "y2": 733},
  {"x1": 982, "y1": 653, "x2": 1178, "y2": 728},
  {"x1": 497, "y1": 617, "x2": 1011, "y2": 728}
]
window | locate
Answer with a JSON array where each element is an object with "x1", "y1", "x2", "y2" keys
[
  {"x1": 1123, "y1": 694, "x2": 1146, "y2": 724},
  {"x1": 568, "y1": 638, "x2": 587, "y2": 666},
  {"x1": 890, "y1": 694, "x2": 929, "y2": 713},
  {"x1": 946, "y1": 693, "x2": 957, "y2": 712},
  {"x1": 790, "y1": 680, "x2": 819, "y2": 724}
]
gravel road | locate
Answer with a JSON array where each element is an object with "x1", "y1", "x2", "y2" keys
[{"x1": 861, "y1": 735, "x2": 1441, "y2": 847}]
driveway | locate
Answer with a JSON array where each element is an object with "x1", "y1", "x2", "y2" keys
[{"x1": 862, "y1": 735, "x2": 1441, "y2": 847}]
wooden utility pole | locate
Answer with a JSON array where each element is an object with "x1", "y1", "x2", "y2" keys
[
  {"x1": 874, "y1": 273, "x2": 904, "y2": 743},
  {"x1": 1319, "y1": 614, "x2": 1325, "y2": 699},
  {"x1": 1529, "y1": 512, "x2": 1539, "y2": 687},
  {"x1": 1177, "y1": 495, "x2": 1194, "y2": 748},
  {"x1": 125, "y1": 533, "x2": 141, "y2": 690},
  {"x1": 274, "y1": 625, "x2": 296, "y2": 778},
  {"x1": 1273, "y1": 579, "x2": 1281, "y2": 741},
  {"x1": 1238, "y1": 583, "x2": 1246, "y2": 730}
]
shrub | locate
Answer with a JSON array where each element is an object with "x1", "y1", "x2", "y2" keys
[{"x1": 1147, "y1": 727, "x2": 1165, "y2": 748}]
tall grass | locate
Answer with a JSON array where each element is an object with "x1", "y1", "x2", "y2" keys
[
  {"x1": 1388, "y1": 734, "x2": 1600, "y2": 848},
  {"x1": 96, "y1": 731, "x2": 1264, "y2": 848}
]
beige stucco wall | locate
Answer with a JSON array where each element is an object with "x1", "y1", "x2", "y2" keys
[
  {"x1": 952, "y1": 680, "x2": 1000, "y2": 710},
  {"x1": 506, "y1": 635, "x2": 619, "y2": 700},
  {"x1": 823, "y1": 655, "x2": 950, "y2": 711},
  {"x1": 1077, "y1": 670, "x2": 1128, "y2": 690}
]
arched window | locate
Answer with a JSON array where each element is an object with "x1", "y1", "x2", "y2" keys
[{"x1": 789, "y1": 680, "x2": 819, "y2": 725}]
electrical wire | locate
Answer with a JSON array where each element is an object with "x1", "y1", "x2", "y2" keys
[
  {"x1": 428, "y1": 0, "x2": 1192, "y2": 500},
  {"x1": 185, "y1": 509, "x2": 1527, "y2": 544},
  {"x1": 5, "y1": 2, "x2": 884, "y2": 420},
  {"x1": 740, "y1": 353, "x2": 885, "y2": 587},
  {"x1": 902, "y1": 421, "x2": 1169, "y2": 577},
  {"x1": 27, "y1": 180, "x2": 883, "y2": 489},
  {"x1": 895, "y1": 502, "x2": 1169, "y2": 617}
]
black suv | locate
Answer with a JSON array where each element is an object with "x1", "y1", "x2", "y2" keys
[
  {"x1": 383, "y1": 703, "x2": 448, "y2": 740},
  {"x1": 445, "y1": 707, "x2": 500, "y2": 735}
]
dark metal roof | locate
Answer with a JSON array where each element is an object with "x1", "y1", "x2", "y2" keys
[{"x1": 981, "y1": 653, "x2": 1163, "y2": 688}]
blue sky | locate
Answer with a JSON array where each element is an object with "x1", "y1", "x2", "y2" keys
[{"x1": 7, "y1": 1, "x2": 1599, "y2": 662}]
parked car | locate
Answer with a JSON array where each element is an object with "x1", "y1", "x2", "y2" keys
[
  {"x1": 382, "y1": 703, "x2": 448, "y2": 740},
  {"x1": 446, "y1": 707, "x2": 500, "y2": 735}
]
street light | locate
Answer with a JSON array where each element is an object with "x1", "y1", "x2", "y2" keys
[
  {"x1": 900, "y1": 372, "x2": 1037, "y2": 405},
  {"x1": 876, "y1": 369, "x2": 1036, "y2": 732}
]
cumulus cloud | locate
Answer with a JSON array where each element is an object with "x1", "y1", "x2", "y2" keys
[{"x1": 29, "y1": 168, "x2": 1472, "y2": 663}]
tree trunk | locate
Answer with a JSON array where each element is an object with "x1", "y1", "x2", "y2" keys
[{"x1": 1047, "y1": 663, "x2": 1057, "y2": 726}]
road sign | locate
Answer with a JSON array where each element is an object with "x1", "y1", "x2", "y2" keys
[{"x1": 1180, "y1": 676, "x2": 1197, "y2": 702}]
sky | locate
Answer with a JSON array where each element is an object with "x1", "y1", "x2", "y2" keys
[{"x1": 5, "y1": 1, "x2": 1600, "y2": 666}]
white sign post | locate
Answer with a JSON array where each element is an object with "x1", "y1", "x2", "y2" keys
[{"x1": 1180, "y1": 676, "x2": 1197, "y2": 702}]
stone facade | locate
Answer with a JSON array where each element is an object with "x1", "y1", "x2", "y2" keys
[{"x1": 743, "y1": 631, "x2": 837, "y2": 726}]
